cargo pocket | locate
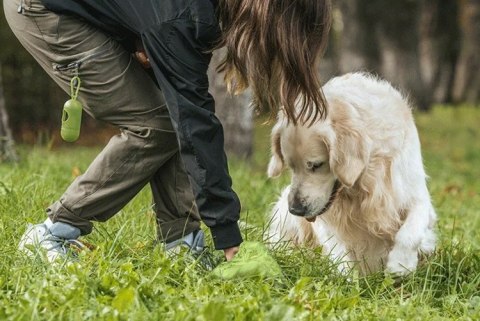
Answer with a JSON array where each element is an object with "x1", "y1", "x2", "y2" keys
[
  {"x1": 51, "y1": 39, "x2": 165, "y2": 126},
  {"x1": 51, "y1": 42, "x2": 122, "y2": 120},
  {"x1": 52, "y1": 45, "x2": 112, "y2": 76}
]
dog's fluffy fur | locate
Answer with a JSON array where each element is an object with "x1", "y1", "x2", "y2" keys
[{"x1": 267, "y1": 73, "x2": 436, "y2": 275}]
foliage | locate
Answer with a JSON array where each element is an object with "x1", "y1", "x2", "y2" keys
[
  {"x1": 0, "y1": 2, "x2": 69, "y2": 132},
  {"x1": 2, "y1": 0, "x2": 480, "y2": 140},
  {"x1": 0, "y1": 106, "x2": 479, "y2": 320}
]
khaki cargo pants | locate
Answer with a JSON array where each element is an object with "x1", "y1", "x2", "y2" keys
[{"x1": 4, "y1": 0, "x2": 201, "y2": 242}]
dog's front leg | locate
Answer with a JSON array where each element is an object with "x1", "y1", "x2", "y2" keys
[
  {"x1": 267, "y1": 186, "x2": 319, "y2": 245},
  {"x1": 311, "y1": 221, "x2": 351, "y2": 274},
  {"x1": 386, "y1": 201, "x2": 436, "y2": 275}
]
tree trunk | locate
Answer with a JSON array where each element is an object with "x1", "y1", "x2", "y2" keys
[
  {"x1": 335, "y1": 1, "x2": 429, "y2": 108},
  {"x1": 334, "y1": 0, "x2": 466, "y2": 110},
  {"x1": 418, "y1": 0, "x2": 460, "y2": 104},
  {"x1": 0, "y1": 63, "x2": 18, "y2": 163},
  {"x1": 452, "y1": 0, "x2": 480, "y2": 104},
  {"x1": 335, "y1": 0, "x2": 380, "y2": 74},
  {"x1": 372, "y1": 0, "x2": 432, "y2": 110},
  {"x1": 208, "y1": 49, "x2": 253, "y2": 159}
]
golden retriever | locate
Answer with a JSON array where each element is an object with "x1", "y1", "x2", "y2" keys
[{"x1": 267, "y1": 73, "x2": 436, "y2": 276}]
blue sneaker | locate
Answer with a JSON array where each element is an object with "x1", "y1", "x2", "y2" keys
[
  {"x1": 165, "y1": 230, "x2": 215, "y2": 269},
  {"x1": 18, "y1": 218, "x2": 85, "y2": 262},
  {"x1": 165, "y1": 229, "x2": 205, "y2": 255}
]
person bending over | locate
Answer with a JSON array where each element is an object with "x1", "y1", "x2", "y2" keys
[{"x1": 4, "y1": 0, "x2": 331, "y2": 261}]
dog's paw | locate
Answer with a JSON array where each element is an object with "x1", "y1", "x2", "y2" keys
[{"x1": 386, "y1": 247, "x2": 418, "y2": 276}]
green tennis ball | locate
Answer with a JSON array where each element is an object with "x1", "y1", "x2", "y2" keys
[{"x1": 61, "y1": 99, "x2": 83, "y2": 142}]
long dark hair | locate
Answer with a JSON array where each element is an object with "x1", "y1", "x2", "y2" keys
[{"x1": 216, "y1": 0, "x2": 332, "y2": 124}]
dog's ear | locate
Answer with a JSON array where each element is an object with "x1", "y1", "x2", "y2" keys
[
  {"x1": 267, "y1": 122, "x2": 285, "y2": 178},
  {"x1": 329, "y1": 104, "x2": 369, "y2": 188}
]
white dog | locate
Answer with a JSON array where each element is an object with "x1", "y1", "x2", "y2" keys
[{"x1": 267, "y1": 73, "x2": 436, "y2": 276}]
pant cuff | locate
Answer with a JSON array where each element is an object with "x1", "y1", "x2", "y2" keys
[
  {"x1": 47, "y1": 201, "x2": 93, "y2": 235},
  {"x1": 157, "y1": 217, "x2": 201, "y2": 243}
]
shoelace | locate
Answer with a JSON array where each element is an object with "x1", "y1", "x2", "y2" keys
[{"x1": 41, "y1": 235, "x2": 85, "y2": 254}]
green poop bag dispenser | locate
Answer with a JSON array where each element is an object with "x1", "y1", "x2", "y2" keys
[{"x1": 61, "y1": 75, "x2": 83, "y2": 142}]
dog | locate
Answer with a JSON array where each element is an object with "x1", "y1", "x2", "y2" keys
[{"x1": 267, "y1": 72, "x2": 436, "y2": 276}]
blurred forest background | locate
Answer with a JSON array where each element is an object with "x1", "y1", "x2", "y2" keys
[{"x1": 1, "y1": 0, "x2": 479, "y2": 162}]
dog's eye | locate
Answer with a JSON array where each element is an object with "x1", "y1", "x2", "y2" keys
[{"x1": 307, "y1": 161, "x2": 324, "y2": 172}]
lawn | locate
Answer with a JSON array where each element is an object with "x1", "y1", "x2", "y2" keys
[{"x1": 0, "y1": 106, "x2": 479, "y2": 321}]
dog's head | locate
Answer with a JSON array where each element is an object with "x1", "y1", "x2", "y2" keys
[{"x1": 267, "y1": 100, "x2": 369, "y2": 221}]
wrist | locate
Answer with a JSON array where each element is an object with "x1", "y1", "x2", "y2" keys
[{"x1": 224, "y1": 246, "x2": 239, "y2": 261}]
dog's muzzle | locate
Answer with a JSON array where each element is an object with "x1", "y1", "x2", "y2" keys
[{"x1": 303, "y1": 180, "x2": 342, "y2": 222}]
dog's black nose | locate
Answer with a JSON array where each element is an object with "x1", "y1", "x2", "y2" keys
[{"x1": 289, "y1": 204, "x2": 307, "y2": 216}]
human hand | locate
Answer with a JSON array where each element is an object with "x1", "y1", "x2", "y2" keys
[
  {"x1": 223, "y1": 246, "x2": 239, "y2": 261},
  {"x1": 133, "y1": 39, "x2": 151, "y2": 69}
]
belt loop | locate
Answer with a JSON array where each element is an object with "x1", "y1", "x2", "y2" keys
[{"x1": 17, "y1": 0, "x2": 25, "y2": 13}]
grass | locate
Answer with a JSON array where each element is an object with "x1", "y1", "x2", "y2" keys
[{"x1": 0, "y1": 105, "x2": 480, "y2": 320}]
